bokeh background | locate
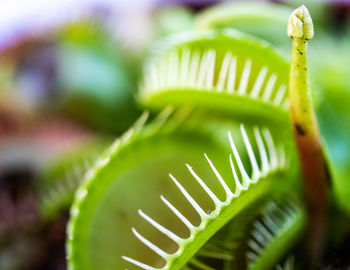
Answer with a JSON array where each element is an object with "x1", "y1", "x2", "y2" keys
[{"x1": 0, "y1": 0, "x2": 349, "y2": 269}]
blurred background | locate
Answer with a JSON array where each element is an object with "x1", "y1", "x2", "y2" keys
[{"x1": 0, "y1": 0, "x2": 349, "y2": 269}]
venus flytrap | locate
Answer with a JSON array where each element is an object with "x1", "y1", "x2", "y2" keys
[
  {"x1": 140, "y1": 29, "x2": 291, "y2": 126},
  {"x1": 66, "y1": 110, "x2": 253, "y2": 270},
  {"x1": 122, "y1": 125, "x2": 292, "y2": 270},
  {"x1": 65, "y1": 6, "x2": 318, "y2": 270},
  {"x1": 67, "y1": 107, "x2": 298, "y2": 270}
]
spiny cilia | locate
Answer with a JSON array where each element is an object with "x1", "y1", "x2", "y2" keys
[
  {"x1": 122, "y1": 124, "x2": 288, "y2": 270},
  {"x1": 143, "y1": 47, "x2": 289, "y2": 110}
]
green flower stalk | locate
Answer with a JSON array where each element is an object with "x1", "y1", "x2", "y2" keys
[{"x1": 288, "y1": 5, "x2": 329, "y2": 266}]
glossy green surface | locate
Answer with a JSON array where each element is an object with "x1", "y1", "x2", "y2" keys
[{"x1": 140, "y1": 29, "x2": 290, "y2": 127}]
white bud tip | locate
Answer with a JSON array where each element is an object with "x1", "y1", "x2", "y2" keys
[{"x1": 288, "y1": 5, "x2": 314, "y2": 40}]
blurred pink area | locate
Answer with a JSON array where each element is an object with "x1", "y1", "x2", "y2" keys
[
  {"x1": 0, "y1": 0, "x2": 156, "y2": 53},
  {"x1": 0, "y1": 95, "x2": 92, "y2": 170}
]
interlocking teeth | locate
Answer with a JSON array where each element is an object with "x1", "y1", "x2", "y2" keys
[
  {"x1": 246, "y1": 200, "x2": 303, "y2": 268},
  {"x1": 180, "y1": 49, "x2": 190, "y2": 86},
  {"x1": 273, "y1": 85, "x2": 287, "y2": 106},
  {"x1": 238, "y1": 59, "x2": 252, "y2": 95},
  {"x1": 228, "y1": 130, "x2": 251, "y2": 188},
  {"x1": 216, "y1": 52, "x2": 233, "y2": 92},
  {"x1": 143, "y1": 49, "x2": 288, "y2": 109},
  {"x1": 169, "y1": 174, "x2": 209, "y2": 220},
  {"x1": 262, "y1": 128, "x2": 278, "y2": 170},
  {"x1": 132, "y1": 228, "x2": 169, "y2": 259},
  {"x1": 189, "y1": 51, "x2": 201, "y2": 88},
  {"x1": 197, "y1": 50, "x2": 216, "y2": 89},
  {"x1": 229, "y1": 154, "x2": 245, "y2": 194},
  {"x1": 262, "y1": 73, "x2": 277, "y2": 101},
  {"x1": 227, "y1": 55, "x2": 237, "y2": 93},
  {"x1": 138, "y1": 210, "x2": 183, "y2": 243},
  {"x1": 204, "y1": 153, "x2": 235, "y2": 201},
  {"x1": 240, "y1": 125, "x2": 261, "y2": 181},
  {"x1": 251, "y1": 66, "x2": 268, "y2": 98},
  {"x1": 186, "y1": 164, "x2": 222, "y2": 207},
  {"x1": 253, "y1": 127, "x2": 269, "y2": 175},
  {"x1": 160, "y1": 195, "x2": 196, "y2": 232},
  {"x1": 123, "y1": 125, "x2": 287, "y2": 269}
]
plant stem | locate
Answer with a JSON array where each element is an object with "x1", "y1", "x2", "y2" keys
[{"x1": 288, "y1": 5, "x2": 329, "y2": 267}]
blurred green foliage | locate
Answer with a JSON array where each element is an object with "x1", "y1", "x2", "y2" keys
[{"x1": 56, "y1": 21, "x2": 141, "y2": 133}]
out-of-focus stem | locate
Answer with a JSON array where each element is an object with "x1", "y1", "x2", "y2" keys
[{"x1": 288, "y1": 5, "x2": 329, "y2": 267}]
